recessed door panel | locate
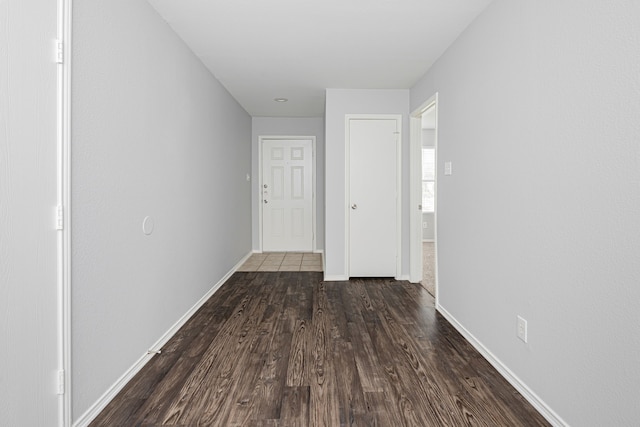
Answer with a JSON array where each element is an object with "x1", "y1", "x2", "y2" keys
[
  {"x1": 271, "y1": 208, "x2": 285, "y2": 237},
  {"x1": 271, "y1": 166, "x2": 284, "y2": 200},
  {"x1": 292, "y1": 208, "x2": 304, "y2": 238},
  {"x1": 291, "y1": 147, "x2": 304, "y2": 161},
  {"x1": 291, "y1": 166, "x2": 304, "y2": 200}
]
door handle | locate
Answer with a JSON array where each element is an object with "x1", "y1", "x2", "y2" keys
[
  {"x1": 351, "y1": 204, "x2": 357, "y2": 210},
  {"x1": 264, "y1": 200, "x2": 268, "y2": 204}
]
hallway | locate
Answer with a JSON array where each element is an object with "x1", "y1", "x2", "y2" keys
[{"x1": 91, "y1": 272, "x2": 549, "y2": 426}]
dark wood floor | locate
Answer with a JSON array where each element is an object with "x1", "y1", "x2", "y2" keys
[{"x1": 90, "y1": 272, "x2": 550, "y2": 426}]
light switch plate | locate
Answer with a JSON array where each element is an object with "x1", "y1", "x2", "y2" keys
[
  {"x1": 517, "y1": 315, "x2": 528, "y2": 343},
  {"x1": 444, "y1": 161, "x2": 452, "y2": 176}
]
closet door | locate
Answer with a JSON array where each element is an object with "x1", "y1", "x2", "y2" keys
[{"x1": 348, "y1": 117, "x2": 399, "y2": 277}]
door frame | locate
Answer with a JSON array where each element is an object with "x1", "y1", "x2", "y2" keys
[
  {"x1": 410, "y1": 93, "x2": 439, "y2": 298},
  {"x1": 258, "y1": 136, "x2": 317, "y2": 252},
  {"x1": 57, "y1": 0, "x2": 72, "y2": 425},
  {"x1": 345, "y1": 114, "x2": 402, "y2": 279}
]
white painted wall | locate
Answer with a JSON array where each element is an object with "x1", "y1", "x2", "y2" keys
[
  {"x1": 72, "y1": 0, "x2": 251, "y2": 421},
  {"x1": 0, "y1": 1, "x2": 59, "y2": 425},
  {"x1": 411, "y1": 1, "x2": 640, "y2": 425},
  {"x1": 324, "y1": 89, "x2": 409, "y2": 279},
  {"x1": 251, "y1": 117, "x2": 325, "y2": 251}
]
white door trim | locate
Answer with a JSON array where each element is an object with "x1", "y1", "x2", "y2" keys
[
  {"x1": 345, "y1": 114, "x2": 402, "y2": 279},
  {"x1": 258, "y1": 136, "x2": 316, "y2": 252},
  {"x1": 410, "y1": 94, "x2": 439, "y2": 300},
  {"x1": 57, "y1": 0, "x2": 72, "y2": 425}
]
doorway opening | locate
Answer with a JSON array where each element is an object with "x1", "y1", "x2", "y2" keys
[{"x1": 410, "y1": 94, "x2": 438, "y2": 299}]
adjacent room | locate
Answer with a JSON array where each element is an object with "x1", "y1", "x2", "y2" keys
[{"x1": 3, "y1": 0, "x2": 639, "y2": 426}]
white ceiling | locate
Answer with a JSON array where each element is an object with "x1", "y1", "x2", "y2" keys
[{"x1": 147, "y1": 0, "x2": 493, "y2": 117}]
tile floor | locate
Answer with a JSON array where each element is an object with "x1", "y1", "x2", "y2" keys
[{"x1": 238, "y1": 252, "x2": 323, "y2": 272}]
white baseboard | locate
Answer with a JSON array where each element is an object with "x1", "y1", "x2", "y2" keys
[
  {"x1": 436, "y1": 304, "x2": 568, "y2": 427},
  {"x1": 72, "y1": 251, "x2": 253, "y2": 427},
  {"x1": 396, "y1": 274, "x2": 410, "y2": 281},
  {"x1": 323, "y1": 274, "x2": 349, "y2": 281},
  {"x1": 253, "y1": 249, "x2": 324, "y2": 254},
  {"x1": 422, "y1": 239, "x2": 434, "y2": 243}
]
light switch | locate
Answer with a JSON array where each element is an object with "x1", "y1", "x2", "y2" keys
[{"x1": 444, "y1": 161, "x2": 453, "y2": 176}]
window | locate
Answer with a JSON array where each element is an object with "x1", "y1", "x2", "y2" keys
[{"x1": 422, "y1": 147, "x2": 435, "y2": 212}]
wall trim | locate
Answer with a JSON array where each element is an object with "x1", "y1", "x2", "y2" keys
[
  {"x1": 253, "y1": 249, "x2": 324, "y2": 255},
  {"x1": 57, "y1": 0, "x2": 72, "y2": 425},
  {"x1": 436, "y1": 304, "x2": 569, "y2": 427},
  {"x1": 72, "y1": 251, "x2": 253, "y2": 427},
  {"x1": 409, "y1": 94, "x2": 438, "y2": 289},
  {"x1": 323, "y1": 274, "x2": 349, "y2": 281}
]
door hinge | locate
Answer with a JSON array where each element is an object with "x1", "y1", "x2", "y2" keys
[
  {"x1": 57, "y1": 370, "x2": 65, "y2": 395},
  {"x1": 56, "y1": 205, "x2": 64, "y2": 230},
  {"x1": 55, "y1": 40, "x2": 64, "y2": 64}
]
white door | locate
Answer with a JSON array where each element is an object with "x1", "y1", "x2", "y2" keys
[
  {"x1": 262, "y1": 139, "x2": 313, "y2": 251},
  {"x1": 348, "y1": 118, "x2": 399, "y2": 277}
]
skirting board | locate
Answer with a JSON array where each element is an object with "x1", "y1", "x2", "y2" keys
[
  {"x1": 436, "y1": 304, "x2": 568, "y2": 427},
  {"x1": 253, "y1": 249, "x2": 324, "y2": 255},
  {"x1": 323, "y1": 274, "x2": 349, "y2": 281},
  {"x1": 72, "y1": 251, "x2": 254, "y2": 427},
  {"x1": 323, "y1": 271, "x2": 408, "y2": 282}
]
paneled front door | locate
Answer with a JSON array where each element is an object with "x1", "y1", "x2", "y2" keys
[{"x1": 262, "y1": 139, "x2": 313, "y2": 251}]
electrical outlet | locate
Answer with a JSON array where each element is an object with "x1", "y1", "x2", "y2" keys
[
  {"x1": 423, "y1": 222, "x2": 428, "y2": 228},
  {"x1": 517, "y1": 315, "x2": 528, "y2": 343}
]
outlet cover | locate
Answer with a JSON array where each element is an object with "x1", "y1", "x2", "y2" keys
[{"x1": 517, "y1": 315, "x2": 528, "y2": 343}]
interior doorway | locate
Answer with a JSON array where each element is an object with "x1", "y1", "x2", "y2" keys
[{"x1": 410, "y1": 94, "x2": 438, "y2": 299}]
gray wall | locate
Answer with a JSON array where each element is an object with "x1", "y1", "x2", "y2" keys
[
  {"x1": 422, "y1": 129, "x2": 435, "y2": 241},
  {"x1": 0, "y1": 0, "x2": 59, "y2": 424},
  {"x1": 411, "y1": 0, "x2": 640, "y2": 425},
  {"x1": 251, "y1": 117, "x2": 325, "y2": 251},
  {"x1": 72, "y1": 0, "x2": 251, "y2": 420},
  {"x1": 324, "y1": 89, "x2": 410, "y2": 279}
]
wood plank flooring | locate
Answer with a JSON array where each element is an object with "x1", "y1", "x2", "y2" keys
[{"x1": 90, "y1": 272, "x2": 550, "y2": 426}]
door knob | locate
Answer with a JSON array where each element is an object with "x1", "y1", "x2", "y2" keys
[
  {"x1": 351, "y1": 204, "x2": 357, "y2": 210},
  {"x1": 264, "y1": 200, "x2": 268, "y2": 204}
]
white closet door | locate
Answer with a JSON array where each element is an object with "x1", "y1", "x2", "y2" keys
[{"x1": 349, "y1": 118, "x2": 398, "y2": 277}]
